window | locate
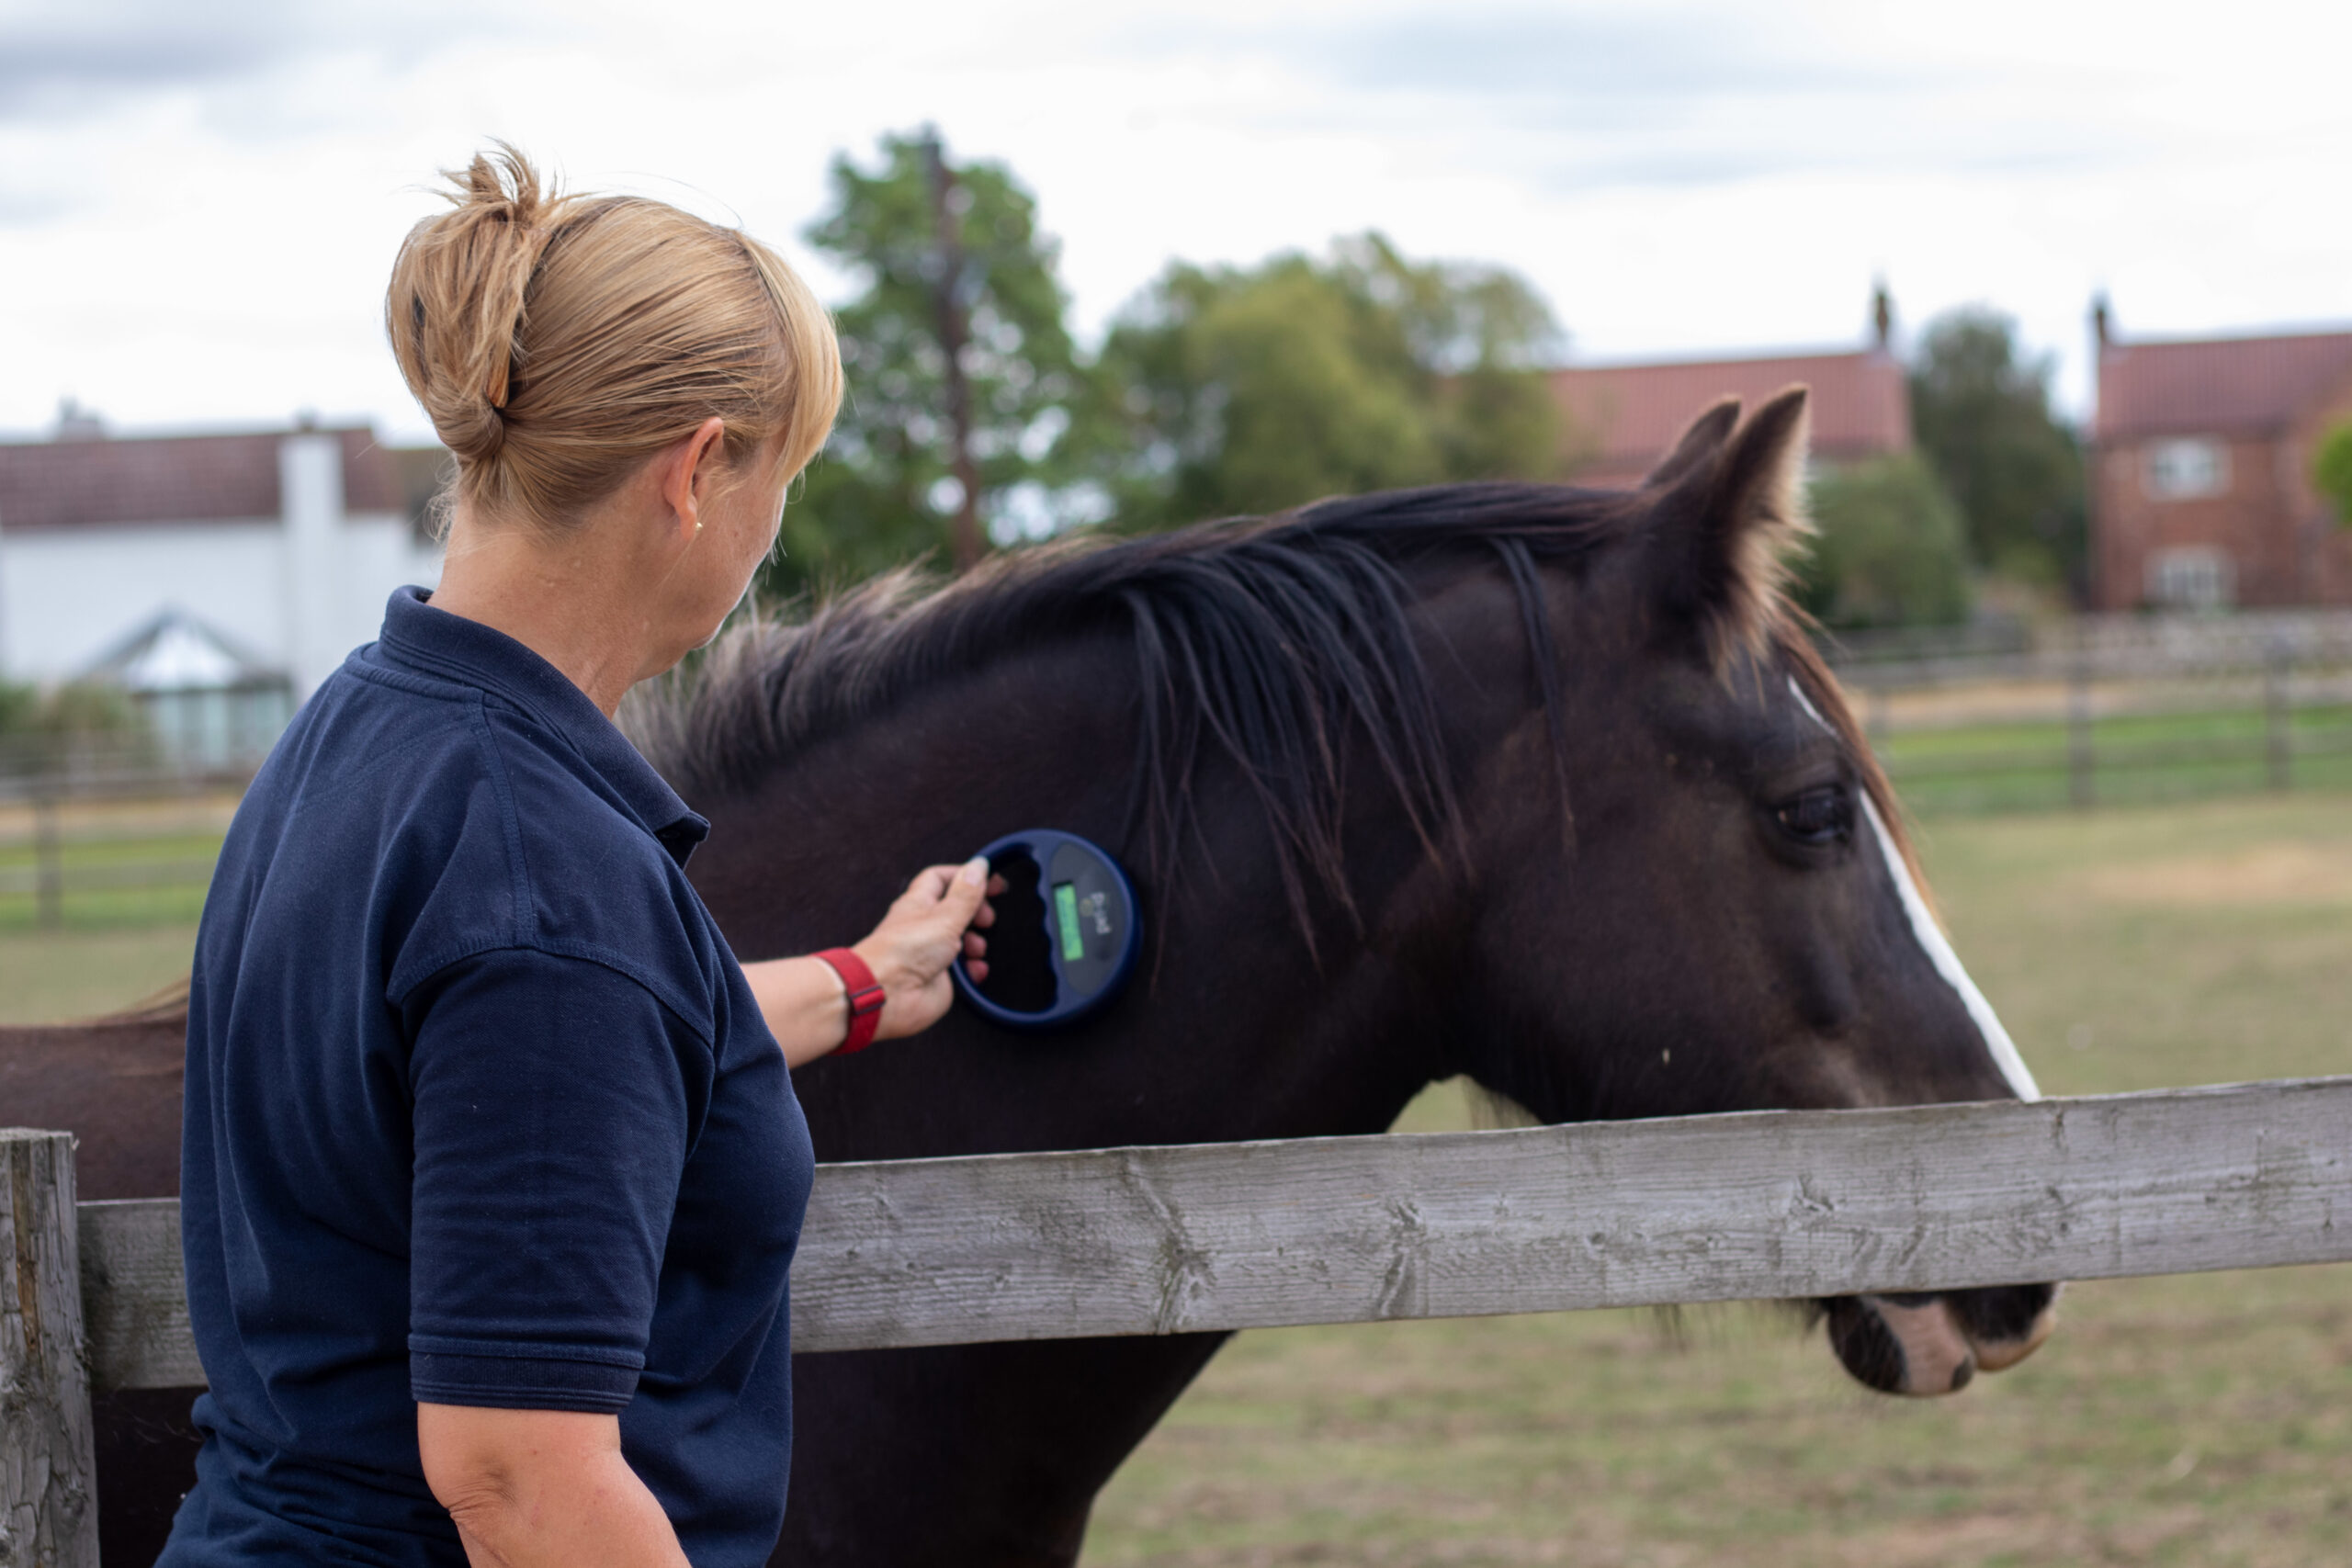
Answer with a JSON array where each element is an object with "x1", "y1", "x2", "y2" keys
[
  {"x1": 2145, "y1": 546, "x2": 2234, "y2": 609},
  {"x1": 2143, "y1": 437, "x2": 2230, "y2": 500}
]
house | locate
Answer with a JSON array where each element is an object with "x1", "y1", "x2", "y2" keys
[
  {"x1": 2089, "y1": 306, "x2": 2352, "y2": 610},
  {"x1": 1549, "y1": 291, "x2": 1912, "y2": 487},
  {"x1": 78, "y1": 609, "x2": 296, "y2": 773},
  {"x1": 0, "y1": 414, "x2": 446, "y2": 761}
]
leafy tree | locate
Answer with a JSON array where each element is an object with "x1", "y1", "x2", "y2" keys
[
  {"x1": 1794, "y1": 456, "x2": 1973, "y2": 630},
  {"x1": 1094, "y1": 233, "x2": 1567, "y2": 525},
  {"x1": 1908, "y1": 310, "x2": 2086, "y2": 590},
  {"x1": 2314, "y1": 422, "x2": 2352, "y2": 526},
  {"x1": 770, "y1": 130, "x2": 1102, "y2": 599}
]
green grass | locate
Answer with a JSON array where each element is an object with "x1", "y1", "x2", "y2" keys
[
  {"x1": 0, "y1": 825, "x2": 224, "y2": 931},
  {"x1": 0, "y1": 923, "x2": 198, "y2": 1023},
  {"x1": 1087, "y1": 792, "x2": 2352, "y2": 1566}
]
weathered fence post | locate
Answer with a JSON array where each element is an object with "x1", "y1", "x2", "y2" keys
[
  {"x1": 0, "y1": 1130, "x2": 99, "y2": 1568},
  {"x1": 2066, "y1": 645, "x2": 2096, "y2": 810},
  {"x1": 28, "y1": 796, "x2": 62, "y2": 932},
  {"x1": 2264, "y1": 642, "x2": 2293, "y2": 792}
]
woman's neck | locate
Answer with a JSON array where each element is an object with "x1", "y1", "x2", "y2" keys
[{"x1": 430, "y1": 507, "x2": 673, "y2": 717}]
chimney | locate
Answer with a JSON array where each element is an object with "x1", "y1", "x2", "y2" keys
[
  {"x1": 2092, "y1": 293, "x2": 2112, "y2": 351},
  {"x1": 280, "y1": 428, "x2": 345, "y2": 699},
  {"x1": 53, "y1": 397, "x2": 106, "y2": 442},
  {"x1": 1870, "y1": 282, "x2": 1894, "y2": 354}
]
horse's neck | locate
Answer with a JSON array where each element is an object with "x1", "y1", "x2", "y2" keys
[{"x1": 689, "y1": 636, "x2": 1469, "y2": 1162}]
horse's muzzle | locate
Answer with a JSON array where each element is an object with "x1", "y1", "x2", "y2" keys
[{"x1": 1822, "y1": 1284, "x2": 2059, "y2": 1396}]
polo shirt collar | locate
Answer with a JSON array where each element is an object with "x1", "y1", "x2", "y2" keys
[{"x1": 373, "y1": 587, "x2": 710, "y2": 866}]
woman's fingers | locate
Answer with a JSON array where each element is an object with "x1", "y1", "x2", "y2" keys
[{"x1": 845, "y1": 861, "x2": 1009, "y2": 1043}]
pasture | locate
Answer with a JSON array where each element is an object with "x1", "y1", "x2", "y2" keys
[{"x1": 3, "y1": 794, "x2": 2346, "y2": 1563}]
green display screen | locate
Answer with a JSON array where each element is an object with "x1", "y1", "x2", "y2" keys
[{"x1": 1053, "y1": 882, "x2": 1086, "y2": 964}]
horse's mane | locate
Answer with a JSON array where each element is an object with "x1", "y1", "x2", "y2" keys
[{"x1": 627, "y1": 478, "x2": 1913, "y2": 933}]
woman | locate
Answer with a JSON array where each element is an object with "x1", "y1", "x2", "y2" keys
[{"x1": 161, "y1": 148, "x2": 990, "y2": 1567}]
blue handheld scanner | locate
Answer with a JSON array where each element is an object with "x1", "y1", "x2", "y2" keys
[{"x1": 952, "y1": 829, "x2": 1141, "y2": 1030}]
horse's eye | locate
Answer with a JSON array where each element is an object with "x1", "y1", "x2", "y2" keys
[{"x1": 1775, "y1": 784, "x2": 1853, "y2": 846}]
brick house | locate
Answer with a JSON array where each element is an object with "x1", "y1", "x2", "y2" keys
[
  {"x1": 1549, "y1": 296, "x2": 1911, "y2": 487},
  {"x1": 2089, "y1": 309, "x2": 2352, "y2": 610}
]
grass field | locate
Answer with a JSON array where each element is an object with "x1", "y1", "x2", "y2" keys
[
  {"x1": 0, "y1": 794, "x2": 232, "y2": 934},
  {"x1": 1084, "y1": 792, "x2": 2352, "y2": 1566},
  {"x1": 2, "y1": 795, "x2": 2346, "y2": 1563},
  {"x1": 0, "y1": 922, "x2": 199, "y2": 1023}
]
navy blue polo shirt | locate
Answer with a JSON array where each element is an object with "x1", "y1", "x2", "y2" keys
[{"x1": 163, "y1": 588, "x2": 814, "y2": 1568}]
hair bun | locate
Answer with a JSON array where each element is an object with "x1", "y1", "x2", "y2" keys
[
  {"x1": 385, "y1": 141, "x2": 561, "y2": 463},
  {"x1": 381, "y1": 143, "x2": 842, "y2": 532}
]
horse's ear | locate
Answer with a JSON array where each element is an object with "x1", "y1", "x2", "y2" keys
[
  {"x1": 1644, "y1": 397, "x2": 1741, "y2": 489},
  {"x1": 1644, "y1": 385, "x2": 1812, "y2": 666}
]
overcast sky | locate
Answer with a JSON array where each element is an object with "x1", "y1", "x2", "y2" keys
[{"x1": 4, "y1": 0, "x2": 2347, "y2": 444}]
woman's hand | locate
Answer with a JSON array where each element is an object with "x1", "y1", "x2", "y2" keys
[
  {"x1": 853, "y1": 858, "x2": 1002, "y2": 1042},
  {"x1": 742, "y1": 859, "x2": 1003, "y2": 1067}
]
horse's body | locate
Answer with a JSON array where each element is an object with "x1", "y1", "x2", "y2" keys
[{"x1": 6, "y1": 392, "x2": 2055, "y2": 1567}]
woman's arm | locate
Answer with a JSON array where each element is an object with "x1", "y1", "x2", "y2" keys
[
  {"x1": 419, "y1": 1404, "x2": 688, "y2": 1568},
  {"x1": 742, "y1": 858, "x2": 1001, "y2": 1068}
]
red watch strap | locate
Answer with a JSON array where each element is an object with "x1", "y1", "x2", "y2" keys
[{"x1": 814, "y1": 948, "x2": 887, "y2": 1055}]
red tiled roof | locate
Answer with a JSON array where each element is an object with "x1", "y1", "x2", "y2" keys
[
  {"x1": 0, "y1": 429, "x2": 402, "y2": 533},
  {"x1": 1550, "y1": 350, "x2": 1910, "y2": 482},
  {"x1": 2095, "y1": 329, "x2": 2352, "y2": 443}
]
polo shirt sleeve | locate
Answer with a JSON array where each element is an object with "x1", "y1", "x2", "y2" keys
[{"x1": 401, "y1": 946, "x2": 718, "y2": 1413}]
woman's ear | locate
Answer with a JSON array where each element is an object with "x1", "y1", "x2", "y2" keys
[{"x1": 659, "y1": 417, "x2": 729, "y2": 543}]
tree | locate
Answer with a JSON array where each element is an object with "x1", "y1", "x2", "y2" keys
[
  {"x1": 1794, "y1": 456, "x2": 1973, "y2": 630},
  {"x1": 1094, "y1": 233, "x2": 1567, "y2": 526},
  {"x1": 1908, "y1": 310, "x2": 2086, "y2": 592},
  {"x1": 2315, "y1": 422, "x2": 2352, "y2": 527},
  {"x1": 770, "y1": 130, "x2": 1102, "y2": 599}
]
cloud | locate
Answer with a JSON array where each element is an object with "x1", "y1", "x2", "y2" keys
[
  {"x1": 0, "y1": 185, "x2": 73, "y2": 224},
  {"x1": 1107, "y1": 4, "x2": 2146, "y2": 189},
  {"x1": 1288, "y1": 8, "x2": 1881, "y2": 100},
  {"x1": 0, "y1": 0, "x2": 544, "y2": 121}
]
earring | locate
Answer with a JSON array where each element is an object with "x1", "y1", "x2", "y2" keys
[{"x1": 694, "y1": 521, "x2": 704, "y2": 536}]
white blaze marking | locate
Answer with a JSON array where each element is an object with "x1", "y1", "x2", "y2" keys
[{"x1": 1789, "y1": 679, "x2": 2041, "y2": 1101}]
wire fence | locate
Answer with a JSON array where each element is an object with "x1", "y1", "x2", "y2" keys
[{"x1": 3, "y1": 612, "x2": 2350, "y2": 929}]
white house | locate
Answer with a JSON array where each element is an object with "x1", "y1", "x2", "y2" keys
[{"x1": 0, "y1": 422, "x2": 446, "y2": 740}]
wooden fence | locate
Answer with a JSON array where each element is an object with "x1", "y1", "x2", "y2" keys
[{"x1": 7, "y1": 1077, "x2": 2352, "y2": 1561}]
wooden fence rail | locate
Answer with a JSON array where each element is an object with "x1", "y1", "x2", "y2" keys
[{"x1": 8, "y1": 1078, "x2": 2352, "y2": 1561}]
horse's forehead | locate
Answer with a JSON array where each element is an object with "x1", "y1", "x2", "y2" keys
[{"x1": 1636, "y1": 649, "x2": 1820, "y2": 758}]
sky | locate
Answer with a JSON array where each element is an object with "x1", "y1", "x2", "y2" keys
[{"x1": 4, "y1": 0, "x2": 2348, "y2": 445}]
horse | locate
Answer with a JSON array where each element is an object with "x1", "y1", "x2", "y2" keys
[{"x1": 5, "y1": 389, "x2": 2057, "y2": 1567}]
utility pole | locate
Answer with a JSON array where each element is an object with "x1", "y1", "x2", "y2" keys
[{"x1": 921, "y1": 128, "x2": 986, "y2": 572}]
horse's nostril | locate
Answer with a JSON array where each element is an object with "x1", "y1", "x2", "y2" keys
[
  {"x1": 1949, "y1": 1282, "x2": 2061, "y2": 1372},
  {"x1": 1949, "y1": 1359, "x2": 1974, "y2": 1393}
]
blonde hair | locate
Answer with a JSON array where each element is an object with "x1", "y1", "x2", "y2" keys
[{"x1": 387, "y1": 144, "x2": 842, "y2": 529}]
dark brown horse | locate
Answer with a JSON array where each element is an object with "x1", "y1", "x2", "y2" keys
[{"x1": 6, "y1": 389, "x2": 2054, "y2": 1566}]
